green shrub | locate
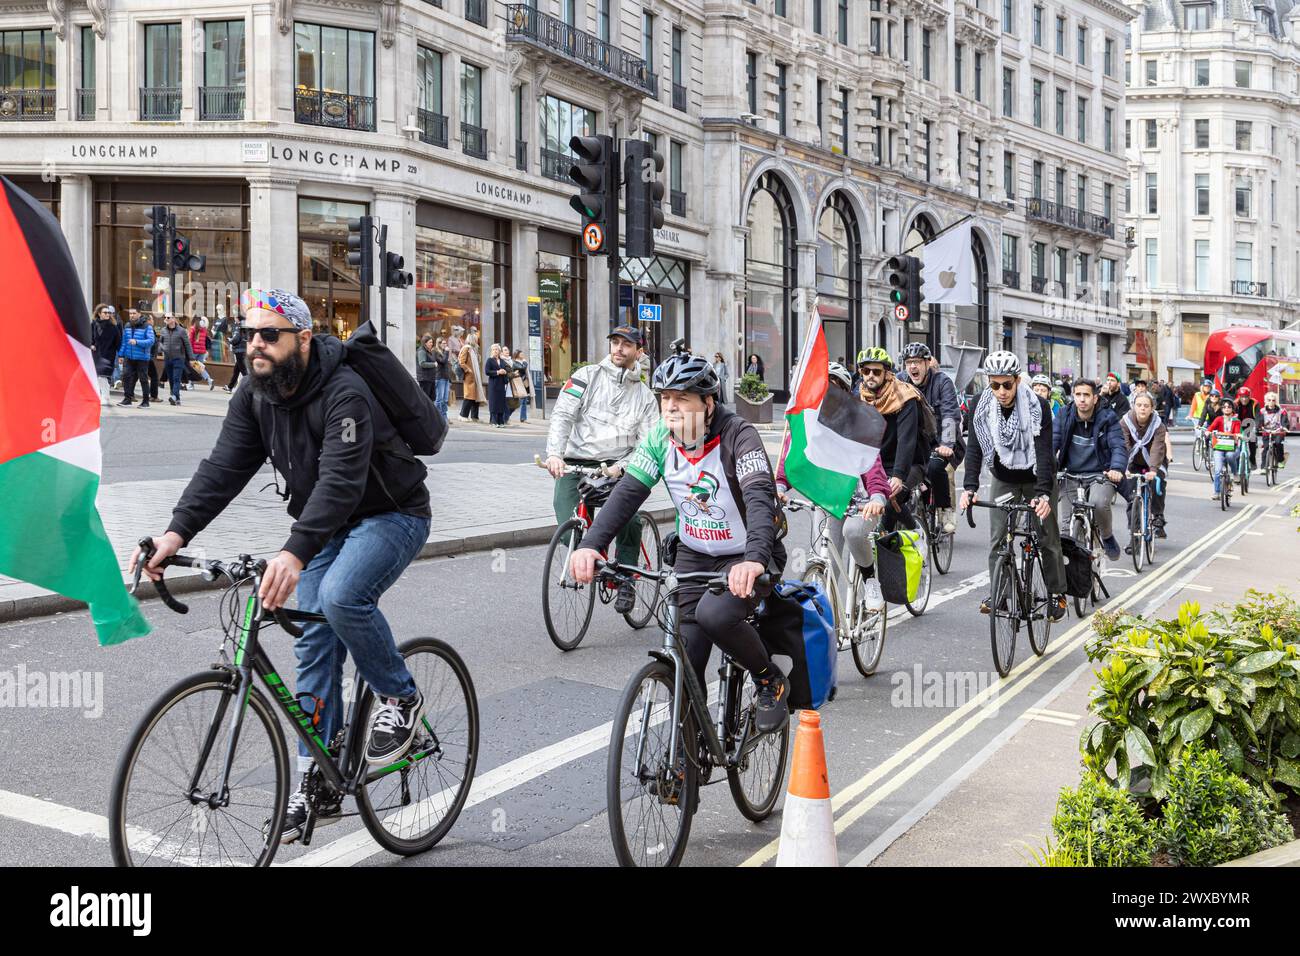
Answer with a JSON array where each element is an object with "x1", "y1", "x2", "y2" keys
[
  {"x1": 1051, "y1": 771, "x2": 1155, "y2": 867},
  {"x1": 1080, "y1": 593, "x2": 1300, "y2": 802},
  {"x1": 737, "y1": 372, "x2": 770, "y2": 403},
  {"x1": 1156, "y1": 745, "x2": 1294, "y2": 866}
]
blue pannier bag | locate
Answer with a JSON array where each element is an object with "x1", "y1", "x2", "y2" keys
[{"x1": 767, "y1": 581, "x2": 837, "y2": 709}]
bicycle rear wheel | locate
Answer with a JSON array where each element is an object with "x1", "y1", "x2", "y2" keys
[
  {"x1": 1265, "y1": 446, "x2": 1276, "y2": 486},
  {"x1": 989, "y1": 558, "x2": 1017, "y2": 678},
  {"x1": 355, "y1": 637, "x2": 479, "y2": 856},
  {"x1": 621, "y1": 512, "x2": 664, "y2": 630},
  {"x1": 1241, "y1": 460, "x2": 1250, "y2": 495},
  {"x1": 1130, "y1": 494, "x2": 1146, "y2": 573},
  {"x1": 1192, "y1": 439, "x2": 1202, "y2": 472},
  {"x1": 725, "y1": 668, "x2": 790, "y2": 822},
  {"x1": 542, "y1": 517, "x2": 597, "y2": 651},
  {"x1": 931, "y1": 517, "x2": 954, "y2": 575},
  {"x1": 1026, "y1": 553, "x2": 1051, "y2": 657},
  {"x1": 904, "y1": 520, "x2": 932, "y2": 616},
  {"x1": 109, "y1": 671, "x2": 289, "y2": 867},
  {"x1": 607, "y1": 660, "x2": 697, "y2": 867}
]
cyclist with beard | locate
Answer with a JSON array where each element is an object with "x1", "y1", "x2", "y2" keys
[
  {"x1": 568, "y1": 353, "x2": 791, "y2": 734},
  {"x1": 130, "y1": 288, "x2": 433, "y2": 843},
  {"x1": 857, "y1": 346, "x2": 927, "y2": 530}
]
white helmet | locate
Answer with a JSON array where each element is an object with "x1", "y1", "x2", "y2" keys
[
  {"x1": 827, "y1": 361, "x2": 853, "y2": 390},
  {"x1": 983, "y1": 351, "x2": 1022, "y2": 377},
  {"x1": 1030, "y1": 374, "x2": 1051, "y2": 388}
]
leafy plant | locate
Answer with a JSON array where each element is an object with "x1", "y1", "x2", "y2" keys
[
  {"x1": 1021, "y1": 834, "x2": 1090, "y2": 867},
  {"x1": 1155, "y1": 744, "x2": 1294, "y2": 866},
  {"x1": 737, "y1": 372, "x2": 770, "y2": 403},
  {"x1": 1081, "y1": 594, "x2": 1300, "y2": 803},
  {"x1": 1050, "y1": 771, "x2": 1155, "y2": 867}
]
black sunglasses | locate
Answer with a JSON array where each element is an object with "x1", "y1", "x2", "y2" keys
[
  {"x1": 989, "y1": 380, "x2": 1018, "y2": 392},
  {"x1": 240, "y1": 325, "x2": 302, "y2": 344}
]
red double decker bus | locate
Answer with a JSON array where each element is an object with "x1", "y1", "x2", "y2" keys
[{"x1": 1203, "y1": 327, "x2": 1300, "y2": 432}]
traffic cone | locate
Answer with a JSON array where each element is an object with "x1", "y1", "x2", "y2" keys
[{"x1": 775, "y1": 709, "x2": 837, "y2": 866}]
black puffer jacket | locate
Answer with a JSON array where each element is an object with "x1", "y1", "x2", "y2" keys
[{"x1": 168, "y1": 335, "x2": 431, "y2": 564}]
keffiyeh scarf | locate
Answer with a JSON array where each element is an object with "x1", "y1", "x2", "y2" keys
[{"x1": 973, "y1": 383, "x2": 1042, "y2": 472}]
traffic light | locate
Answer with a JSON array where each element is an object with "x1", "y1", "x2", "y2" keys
[
  {"x1": 383, "y1": 251, "x2": 412, "y2": 290},
  {"x1": 568, "y1": 134, "x2": 615, "y2": 254},
  {"x1": 886, "y1": 254, "x2": 922, "y2": 323},
  {"x1": 347, "y1": 216, "x2": 374, "y2": 287},
  {"x1": 143, "y1": 205, "x2": 169, "y2": 270},
  {"x1": 171, "y1": 234, "x2": 206, "y2": 273},
  {"x1": 623, "y1": 139, "x2": 664, "y2": 259}
]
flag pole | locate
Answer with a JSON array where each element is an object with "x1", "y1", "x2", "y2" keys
[{"x1": 901, "y1": 212, "x2": 975, "y2": 256}]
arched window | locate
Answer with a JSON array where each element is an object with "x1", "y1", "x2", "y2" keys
[
  {"x1": 954, "y1": 232, "x2": 990, "y2": 352},
  {"x1": 744, "y1": 172, "x2": 796, "y2": 396},
  {"x1": 815, "y1": 192, "x2": 861, "y2": 368}
]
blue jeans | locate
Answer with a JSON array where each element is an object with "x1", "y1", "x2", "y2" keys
[
  {"x1": 519, "y1": 396, "x2": 530, "y2": 422},
  {"x1": 293, "y1": 511, "x2": 430, "y2": 770},
  {"x1": 434, "y1": 378, "x2": 450, "y2": 419},
  {"x1": 165, "y1": 357, "x2": 187, "y2": 402},
  {"x1": 1213, "y1": 449, "x2": 1240, "y2": 495}
]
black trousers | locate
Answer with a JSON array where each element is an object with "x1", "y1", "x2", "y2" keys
[
  {"x1": 673, "y1": 549, "x2": 773, "y2": 690},
  {"x1": 120, "y1": 359, "x2": 152, "y2": 403},
  {"x1": 459, "y1": 398, "x2": 480, "y2": 420},
  {"x1": 228, "y1": 352, "x2": 247, "y2": 388},
  {"x1": 145, "y1": 357, "x2": 159, "y2": 399},
  {"x1": 924, "y1": 456, "x2": 953, "y2": 509}
]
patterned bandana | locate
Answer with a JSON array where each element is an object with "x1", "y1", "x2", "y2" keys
[{"x1": 240, "y1": 287, "x2": 312, "y2": 330}]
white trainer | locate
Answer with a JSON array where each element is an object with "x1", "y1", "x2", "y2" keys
[
  {"x1": 864, "y1": 577, "x2": 885, "y2": 611},
  {"x1": 940, "y1": 509, "x2": 957, "y2": 534}
]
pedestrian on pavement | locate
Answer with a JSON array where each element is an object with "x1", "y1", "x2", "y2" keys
[
  {"x1": 712, "y1": 352, "x2": 731, "y2": 404},
  {"x1": 745, "y1": 353, "x2": 765, "y2": 380},
  {"x1": 91, "y1": 303, "x2": 121, "y2": 406},
  {"x1": 416, "y1": 333, "x2": 439, "y2": 404},
  {"x1": 226, "y1": 318, "x2": 248, "y2": 391},
  {"x1": 511, "y1": 349, "x2": 533, "y2": 423},
  {"x1": 116, "y1": 308, "x2": 156, "y2": 408},
  {"x1": 146, "y1": 315, "x2": 162, "y2": 402},
  {"x1": 189, "y1": 317, "x2": 216, "y2": 390},
  {"x1": 158, "y1": 314, "x2": 197, "y2": 406},
  {"x1": 457, "y1": 329, "x2": 484, "y2": 421},
  {"x1": 485, "y1": 343, "x2": 511, "y2": 427},
  {"x1": 446, "y1": 326, "x2": 464, "y2": 385},
  {"x1": 432, "y1": 337, "x2": 452, "y2": 419}
]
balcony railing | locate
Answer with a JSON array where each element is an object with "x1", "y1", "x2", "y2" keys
[
  {"x1": 295, "y1": 88, "x2": 376, "y2": 132},
  {"x1": 418, "y1": 108, "x2": 448, "y2": 147},
  {"x1": 1030, "y1": 276, "x2": 1067, "y2": 297},
  {"x1": 75, "y1": 88, "x2": 95, "y2": 120},
  {"x1": 670, "y1": 190, "x2": 686, "y2": 217},
  {"x1": 672, "y1": 82, "x2": 687, "y2": 111},
  {"x1": 466, "y1": 0, "x2": 487, "y2": 26},
  {"x1": 139, "y1": 87, "x2": 181, "y2": 121},
  {"x1": 0, "y1": 88, "x2": 55, "y2": 120},
  {"x1": 1024, "y1": 197, "x2": 1114, "y2": 239},
  {"x1": 1031, "y1": 275, "x2": 1048, "y2": 294},
  {"x1": 1002, "y1": 268, "x2": 1020, "y2": 289},
  {"x1": 505, "y1": 4, "x2": 658, "y2": 97},
  {"x1": 199, "y1": 86, "x2": 245, "y2": 120},
  {"x1": 515, "y1": 139, "x2": 528, "y2": 171},
  {"x1": 540, "y1": 146, "x2": 572, "y2": 182},
  {"x1": 1232, "y1": 280, "x2": 1268, "y2": 297},
  {"x1": 462, "y1": 122, "x2": 488, "y2": 159}
]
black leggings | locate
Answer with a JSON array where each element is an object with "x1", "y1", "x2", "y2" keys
[
  {"x1": 673, "y1": 553, "x2": 772, "y2": 689},
  {"x1": 459, "y1": 398, "x2": 479, "y2": 420},
  {"x1": 229, "y1": 352, "x2": 247, "y2": 388},
  {"x1": 924, "y1": 456, "x2": 952, "y2": 509}
]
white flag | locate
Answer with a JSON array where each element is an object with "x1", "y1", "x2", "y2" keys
[{"x1": 920, "y1": 220, "x2": 974, "y2": 306}]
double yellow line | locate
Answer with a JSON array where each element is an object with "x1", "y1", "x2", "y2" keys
[{"x1": 740, "y1": 502, "x2": 1263, "y2": 867}]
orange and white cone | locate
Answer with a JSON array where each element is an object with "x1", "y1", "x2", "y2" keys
[{"x1": 775, "y1": 710, "x2": 837, "y2": 867}]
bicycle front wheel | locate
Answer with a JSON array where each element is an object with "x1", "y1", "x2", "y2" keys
[
  {"x1": 355, "y1": 637, "x2": 479, "y2": 856},
  {"x1": 542, "y1": 517, "x2": 597, "y2": 651},
  {"x1": 1130, "y1": 496, "x2": 1146, "y2": 574},
  {"x1": 850, "y1": 571, "x2": 887, "y2": 677},
  {"x1": 607, "y1": 659, "x2": 697, "y2": 867},
  {"x1": 622, "y1": 512, "x2": 664, "y2": 630},
  {"x1": 931, "y1": 513, "x2": 954, "y2": 575},
  {"x1": 725, "y1": 669, "x2": 790, "y2": 822},
  {"x1": 109, "y1": 671, "x2": 289, "y2": 867},
  {"x1": 989, "y1": 558, "x2": 1017, "y2": 678},
  {"x1": 1026, "y1": 553, "x2": 1051, "y2": 657},
  {"x1": 1192, "y1": 440, "x2": 1203, "y2": 472},
  {"x1": 904, "y1": 520, "x2": 932, "y2": 616}
]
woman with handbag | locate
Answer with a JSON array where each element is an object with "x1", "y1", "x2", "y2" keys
[
  {"x1": 485, "y1": 343, "x2": 511, "y2": 428},
  {"x1": 91, "y1": 304, "x2": 121, "y2": 405},
  {"x1": 510, "y1": 349, "x2": 533, "y2": 423},
  {"x1": 416, "y1": 333, "x2": 438, "y2": 403},
  {"x1": 457, "y1": 329, "x2": 485, "y2": 421}
]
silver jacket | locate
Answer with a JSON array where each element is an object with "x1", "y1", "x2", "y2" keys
[{"x1": 546, "y1": 356, "x2": 658, "y2": 463}]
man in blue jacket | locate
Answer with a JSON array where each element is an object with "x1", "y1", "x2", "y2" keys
[
  {"x1": 116, "y1": 309, "x2": 157, "y2": 408},
  {"x1": 1053, "y1": 378, "x2": 1126, "y2": 561}
]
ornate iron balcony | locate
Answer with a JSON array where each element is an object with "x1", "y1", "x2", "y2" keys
[
  {"x1": 462, "y1": 122, "x2": 488, "y2": 159},
  {"x1": 670, "y1": 190, "x2": 686, "y2": 217},
  {"x1": 0, "y1": 88, "x2": 55, "y2": 120},
  {"x1": 199, "y1": 86, "x2": 245, "y2": 121},
  {"x1": 1232, "y1": 280, "x2": 1268, "y2": 297},
  {"x1": 540, "y1": 146, "x2": 572, "y2": 182},
  {"x1": 76, "y1": 88, "x2": 95, "y2": 120},
  {"x1": 1002, "y1": 268, "x2": 1020, "y2": 289},
  {"x1": 295, "y1": 88, "x2": 375, "y2": 132},
  {"x1": 139, "y1": 87, "x2": 181, "y2": 121},
  {"x1": 1024, "y1": 197, "x2": 1114, "y2": 239},
  {"x1": 505, "y1": 4, "x2": 658, "y2": 97},
  {"x1": 516, "y1": 139, "x2": 528, "y2": 171},
  {"x1": 418, "y1": 108, "x2": 448, "y2": 147},
  {"x1": 672, "y1": 83, "x2": 687, "y2": 111}
]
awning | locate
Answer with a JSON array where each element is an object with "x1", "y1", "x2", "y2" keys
[{"x1": 1166, "y1": 357, "x2": 1201, "y2": 370}]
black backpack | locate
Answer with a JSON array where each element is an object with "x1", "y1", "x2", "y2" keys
[
  {"x1": 337, "y1": 321, "x2": 447, "y2": 456},
  {"x1": 1059, "y1": 534, "x2": 1094, "y2": 599}
]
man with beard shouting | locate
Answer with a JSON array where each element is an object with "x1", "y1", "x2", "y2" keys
[
  {"x1": 130, "y1": 288, "x2": 433, "y2": 844},
  {"x1": 857, "y1": 346, "x2": 928, "y2": 531}
]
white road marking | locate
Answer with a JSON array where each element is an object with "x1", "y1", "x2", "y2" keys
[
  {"x1": 1024, "y1": 707, "x2": 1080, "y2": 720},
  {"x1": 1214, "y1": 553, "x2": 1241, "y2": 560},
  {"x1": 1182, "y1": 584, "x2": 1214, "y2": 592},
  {"x1": 1022, "y1": 713, "x2": 1077, "y2": 727}
]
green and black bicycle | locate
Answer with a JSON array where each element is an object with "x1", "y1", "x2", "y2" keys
[{"x1": 108, "y1": 538, "x2": 479, "y2": 867}]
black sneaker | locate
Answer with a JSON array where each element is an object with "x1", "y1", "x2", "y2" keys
[
  {"x1": 1155, "y1": 526, "x2": 1167, "y2": 539},
  {"x1": 753, "y1": 668, "x2": 790, "y2": 734},
  {"x1": 614, "y1": 579, "x2": 637, "y2": 614},
  {"x1": 365, "y1": 690, "x2": 425, "y2": 765},
  {"x1": 1102, "y1": 536, "x2": 1122, "y2": 562},
  {"x1": 1049, "y1": 595, "x2": 1067, "y2": 622},
  {"x1": 168, "y1": 397, "x2": 177, "y2": 406},
  {"x1": 116, "y1": 399, "x2": 132, "y2": 407},
  {"x1": 270, "y1": 773, "x2": 343, "y2": 845}
]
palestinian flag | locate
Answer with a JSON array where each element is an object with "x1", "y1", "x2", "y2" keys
[
  {"x1": 784, "y1": 313, "x2": 885, "y2": 518},
  {"x1": 0, "y1": 177, "x2": 149, "y2": 645}
]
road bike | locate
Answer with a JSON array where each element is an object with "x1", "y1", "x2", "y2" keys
[
  {"x1": 1262, "y1": 429, "x2": 1287, "y2": 487},
  {"x1": 966, "y1": 497, "x2": 1054, "y2": 677},
  {"x1": 1191, "y1": 426, "x2": 1211, "y2": 473},
  {"x1": 913, "y1": 452, "x2": 956, "y2": 576},
  {"x1": 537, "y1": 457, "x2": 663, "y2": 650},
  {"x1": 109, "y1": 539, "x2": 479, "y2": 867},
  {"x1": 1061, "y1": 472, "x2": 1112, "y2": 617},
  {"x1": 602, "y1": 560, "x2": 790, "y2": 867},
  {"x1": 783, "y1": 496, "x2": 888, "y2": 677},
  {"x1": 1125, "y1": 471, "x2": 1158, "y2": 573}
]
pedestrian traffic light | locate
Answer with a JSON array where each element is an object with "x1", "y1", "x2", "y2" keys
[
  {"x1": 383, "y1": 251, "x2": 412, "y2": 290},
  {"x1": 568, "y1": 134, "x2": 615, "y2": 255},
  {"x1": 886, "y1": 254, "x2": 922, "y2": 322},
  {"x1": 623, "y1": 139, "x2": 665, "y2": 259},
  {"x1": 347, "y1": 216, "x2": 374, "y2": 287},
  {"x1": 143, "y1": 205, "x2": 169, "y2": 270},
  {"x1": 171, "y1": 234, "x2": 206, "y2": 273}
]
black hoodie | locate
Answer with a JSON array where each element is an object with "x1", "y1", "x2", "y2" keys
[{"x1": 167, "y1": 336, "x2": 431, "y2": 564}]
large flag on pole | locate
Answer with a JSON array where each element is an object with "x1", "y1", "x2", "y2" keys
[
  {"x1": 919, "y1": 218, "x2": 974, "y2": 306},
  {"x1": 0, "y1": 176, "x2": 150, "y2": 645},
  {"x1": 783, "y1": 312, "x2": 885, "y2": 519}
]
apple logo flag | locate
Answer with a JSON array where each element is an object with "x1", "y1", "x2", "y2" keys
[{"x1": 919, "y1": 219, "x2": 975, "y2": 306}]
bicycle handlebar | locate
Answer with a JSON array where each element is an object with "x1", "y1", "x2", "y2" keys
[
  {"x1": 533, "y1": 454, "x2": 616, "y2": 478},
  {"x1": 592, "y1": 557, "x2": 772, "y2": 595}
]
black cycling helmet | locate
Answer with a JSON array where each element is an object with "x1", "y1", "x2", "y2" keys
[
  {"x1": 901, "y1": 342, "x2": 933, "y2": 362},
  {"x1": 652, "y1": 353, "x2": 721, "y2": 396}
]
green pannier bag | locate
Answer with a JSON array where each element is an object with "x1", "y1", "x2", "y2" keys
[
  {"x1": 895, "y1": 529, "x2": 924, "y2": 603},
  {"x1": 875, "y1": 529, "x2": 925, "y2": 604}
]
